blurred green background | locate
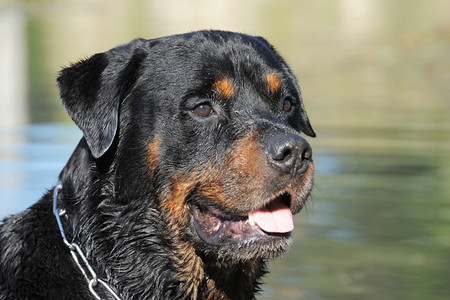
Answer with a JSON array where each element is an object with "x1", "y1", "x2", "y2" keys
[{"x1": 1, "y1": 0, "x2": 449, "y2": 299}]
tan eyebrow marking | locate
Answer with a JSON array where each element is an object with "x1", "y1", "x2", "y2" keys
[
  {"x1": 265, "y1": 73, "x2": 282, "y2": 94},
  {"x1": 212, "y1": 78, "x2": 234, "y2": 99}
]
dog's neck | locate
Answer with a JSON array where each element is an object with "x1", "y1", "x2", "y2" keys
[
  {"x1": 58, "y1": 141, "x2": 266, "y2": 299},
  {"x1": 201, "y1": 256, "x2": 267, "y2": 299},
  {"x1": 164, "y1": 225, "x2": 266, "y2": 299}
]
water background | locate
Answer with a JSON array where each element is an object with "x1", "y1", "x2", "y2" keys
[{"x1": 1, "y1": 1, "x2": 449, "y2": 299}]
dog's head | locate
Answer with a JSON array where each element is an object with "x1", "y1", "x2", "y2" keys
[{"x1": 58, "y1": 31, "x2": 315, "y2": 262}]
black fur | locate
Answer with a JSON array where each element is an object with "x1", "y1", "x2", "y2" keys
[{"x1": 0, "y1": 30, "x2": 315, "y2": 299}]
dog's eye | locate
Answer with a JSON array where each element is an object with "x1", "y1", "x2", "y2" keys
[
  {"x1": 193, "y1": 103, "x2": 214, "y2": 117},
  {"x1": 282, "y1": 98, "x2": 293, "y2": 113}
]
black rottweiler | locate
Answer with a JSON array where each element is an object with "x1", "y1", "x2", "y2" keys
[{"x1": 0, "y1": 30, "x2": 315, "y2": 299}]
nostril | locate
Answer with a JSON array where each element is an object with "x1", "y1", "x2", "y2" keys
[
  {"x1": 283, "y1": 149, "x2": 292, "y2": 160},
  {"x1": 274, "y1": 148, "x2": 292, "y2": 162}
]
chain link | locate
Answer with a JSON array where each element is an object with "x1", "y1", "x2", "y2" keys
[{"x1": 53, "y1": 184, "x2": 122, "y2": 300}]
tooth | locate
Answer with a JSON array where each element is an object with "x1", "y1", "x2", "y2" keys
[{"x1": 248, "y1": 211, "x2": 255, "y2": 226}]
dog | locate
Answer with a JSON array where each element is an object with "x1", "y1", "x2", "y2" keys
[{"x1": 0, "y1": 30, "x2": 315, "y2": 299}]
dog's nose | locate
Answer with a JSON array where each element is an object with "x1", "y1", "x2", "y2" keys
[{"x1": 266, "y1": 134, "x2": 312, "y2": 175}]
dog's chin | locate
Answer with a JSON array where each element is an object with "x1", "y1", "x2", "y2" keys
[{"x1": 189, "y1": 202, "x2": 294, "y2": 261}]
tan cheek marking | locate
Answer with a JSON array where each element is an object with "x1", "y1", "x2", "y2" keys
[
  {"x1": 212, "y1": 78, "x2": 234, "y2": 99},
  {"x1": 225, "y1": 133, "x2": 266, "y2": 179},
  {"x1": 160, "y1": 165, "x2": 220, "y2": 228},
  {"x1": 266, "y1": 73, "x2": 282, "y2": 94},
  {"x1": 159, "y1": 176, "x2": 205, "y2": 298},
  {"x1": 220, "y1": 133, "x2": 269, "y2": 210},
  {"x1": 162, "y1": 179, "x2": 193, "y2": 224},
  {"x1": 198, "y1": 181, "x2": 227, "y2": 206},
  {"x1": 147, "y1": 135, "x2": 161, "y2": 177}
]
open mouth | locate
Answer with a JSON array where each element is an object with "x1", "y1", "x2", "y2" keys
[{"x1": 192, "y1": 193, "x2": 296, "y2": 245}]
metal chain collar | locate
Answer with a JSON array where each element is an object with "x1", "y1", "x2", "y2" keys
[{"x1": 53, "y1": 184, "x2": 122, "y2": 300}]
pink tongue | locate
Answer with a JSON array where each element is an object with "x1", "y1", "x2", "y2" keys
[{"x1": 252, "y1": 201, "x2": 294, "y2": 233}]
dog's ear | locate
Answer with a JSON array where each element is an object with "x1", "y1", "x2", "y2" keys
[
  {"x1": 57, "y1": 44, "x2": 147, "y2": 158},
  {"x1": 299, "y1": 108, "x2": 316, "y2": 137}
]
